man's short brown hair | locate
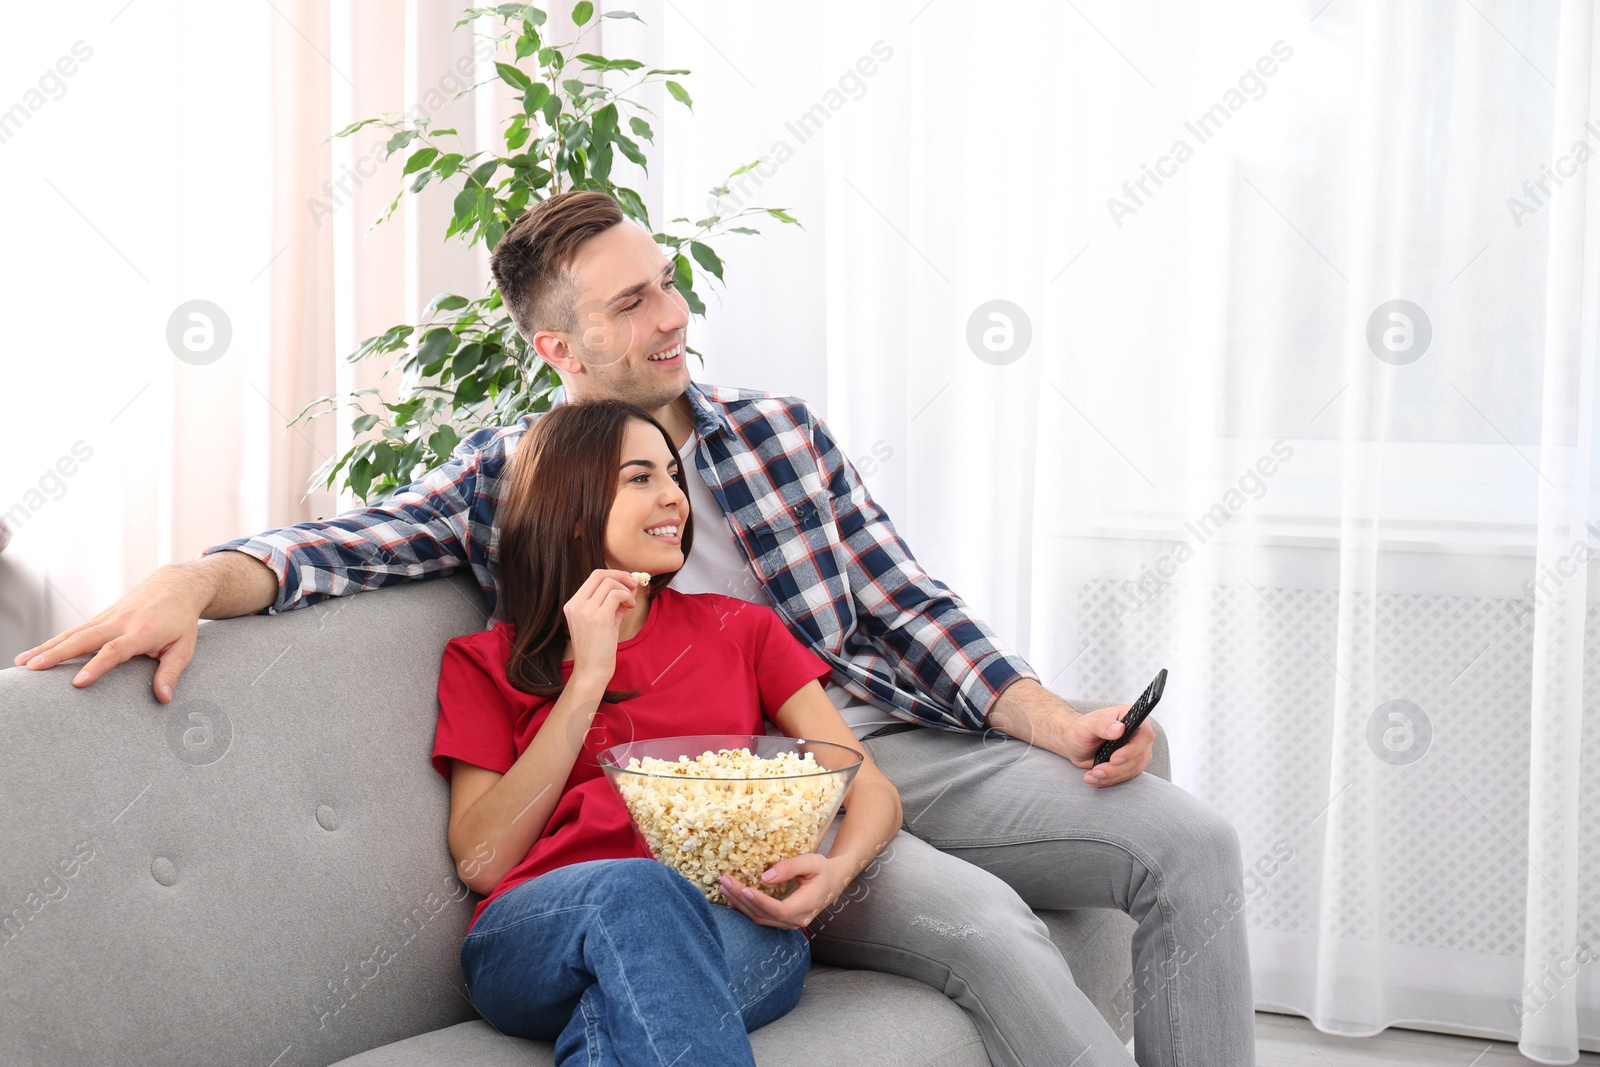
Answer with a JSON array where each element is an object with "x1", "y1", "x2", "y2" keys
[{"x1": 490, "y1": 190, "x2": 625, "y2": 341}]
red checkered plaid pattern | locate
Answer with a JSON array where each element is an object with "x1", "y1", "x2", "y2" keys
[{"x1": 206, "y1": 382, "x2": 1037, "y2": 731}]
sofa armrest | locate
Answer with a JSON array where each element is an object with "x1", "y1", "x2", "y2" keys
[
  {"x1": 1145, "y1": 717, "x2": 1171, "y2": 781},
  {"x1": 1062, "y1": 696, "x2": 1172, "y2": 782}
]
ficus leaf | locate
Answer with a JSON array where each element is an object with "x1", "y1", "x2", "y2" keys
[
  {"x1": 495, "y1": 61, "x2": 534, "y2": 92},
  {"x1": 403, "y1": 147, "x2": 439, "y2": 174},
  {"x1": 315, "y1": 4, "x2": 799, "y2": 503},
  {"x1": 689, "y1": 240, "x2": 724, "y2": 281}
]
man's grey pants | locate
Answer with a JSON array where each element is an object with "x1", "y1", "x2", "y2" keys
[{"x1": 807, "y1": 725, "x2": 1255, "y2": 1067}]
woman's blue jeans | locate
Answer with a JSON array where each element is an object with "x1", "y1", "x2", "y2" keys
[{"x1": 460, "y1": 858, "x2": 810, "y2": 1066}]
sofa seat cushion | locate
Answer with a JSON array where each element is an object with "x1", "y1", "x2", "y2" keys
[{"x1": 328, "y1": 965, "x2": 989, "y2": 1066}]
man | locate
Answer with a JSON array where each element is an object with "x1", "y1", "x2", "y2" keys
[{"x1": 16, "y1": 191, "x2": 1253, "y2": 1066}]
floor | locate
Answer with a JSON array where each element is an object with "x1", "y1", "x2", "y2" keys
[{"x1": 1249, "y1": 1012, "x2": 1600, "y2": 1066}]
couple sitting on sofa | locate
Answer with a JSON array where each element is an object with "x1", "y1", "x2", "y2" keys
[{"x1": 15, "y1": 190, "x2": 1254, "y2": 1067}]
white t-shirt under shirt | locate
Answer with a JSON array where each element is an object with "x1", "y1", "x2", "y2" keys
[{"x1": 667, "y1": 429, "x2": 905, "y2": 741}]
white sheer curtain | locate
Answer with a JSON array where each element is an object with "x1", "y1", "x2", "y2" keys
[
  {"x1": 0, "y1": 0, "x2": 554, "y2": 654},
  {"x1": 0, "y1": 1, "x2": 277, "y2": 656},
  {"x1": 655, "y1": 0, "x2": 1599, "y2": 1060}
]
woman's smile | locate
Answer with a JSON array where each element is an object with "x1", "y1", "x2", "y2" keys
[{"x1": 644, "y1": 522, "x2": 681, "y2": 545}]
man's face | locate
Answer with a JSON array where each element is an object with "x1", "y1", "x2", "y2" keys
[{"x1": 547, "y1": 221, "x2": 691, "y2": 410}]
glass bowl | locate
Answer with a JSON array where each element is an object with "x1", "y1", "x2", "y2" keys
[{"x1": 598, "y1": 734, "x2": 863, "y2": 904}]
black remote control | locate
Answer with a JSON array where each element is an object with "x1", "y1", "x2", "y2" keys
[{"x1": 1093, "y1": 668, "x2": 1167, "y2": 766}]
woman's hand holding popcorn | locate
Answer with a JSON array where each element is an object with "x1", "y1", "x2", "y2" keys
[
  {"x1": 719, "y1": 852, "x2": 851, "y2": 930},
  {"x1": 562, "y1": 568, "x2": 643, "y2": 687}
]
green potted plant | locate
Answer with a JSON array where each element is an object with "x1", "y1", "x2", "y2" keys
[{"x1": 293, "y1": 1, "x2": 799, "y2": 502}]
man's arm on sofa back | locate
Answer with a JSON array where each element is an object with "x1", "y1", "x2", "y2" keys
[{"x1": 12, "y1": 420, "x2": 528, "y2": 704}]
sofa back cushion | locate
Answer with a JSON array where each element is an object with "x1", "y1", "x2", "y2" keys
[{"x1": 0, "y1": 575, "x2": 491, "y2": 1067}]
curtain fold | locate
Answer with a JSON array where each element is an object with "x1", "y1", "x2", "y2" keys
[
  {"x1": 1519, "y1": 0, "x2": 1597, "y2": 1058},
  {"x1": 268, "y1": 0, "x2": 339, "y2": 533}
]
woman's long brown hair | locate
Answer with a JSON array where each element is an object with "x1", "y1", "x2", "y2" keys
[{"x1": 497, "y1": 398, "x2": 695, "y2": 701}]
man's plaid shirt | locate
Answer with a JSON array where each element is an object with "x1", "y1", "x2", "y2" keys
[{"x1": 206, "y1": 381, "x2": 1038, "y2": 732}]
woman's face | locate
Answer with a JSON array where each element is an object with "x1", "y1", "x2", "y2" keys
[{"x1": 602, "y1": 419, "x2": 689, "y2": 576}]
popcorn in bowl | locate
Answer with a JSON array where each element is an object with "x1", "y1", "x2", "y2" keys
[{"x1": 599, "y1": 734, "x2": 862, "y2": 904}]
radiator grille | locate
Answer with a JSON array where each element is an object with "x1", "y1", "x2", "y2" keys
[{"x1": 1072, "y1": 578, "x2": 1598, "y2": 956}]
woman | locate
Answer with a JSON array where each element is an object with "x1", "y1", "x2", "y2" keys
[{"x1": 431, "y1": 398, "x2": 902, "y2": 1066}]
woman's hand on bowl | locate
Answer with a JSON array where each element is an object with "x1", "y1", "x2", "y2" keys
[{"x1": 719, "y1": 853, "x2": 847, "y2": 930}]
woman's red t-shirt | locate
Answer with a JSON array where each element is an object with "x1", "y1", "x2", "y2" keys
[{"x1": 432, "y1": 587, "x2": 833, "y2": 932}]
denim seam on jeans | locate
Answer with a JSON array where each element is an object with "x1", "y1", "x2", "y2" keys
[
  {"x1": 592, "y1": 911, "x2": 693, "y2": 1067},
  {"x1": 463, "y1": 901, "x2": 599, "y2": 941},
  {"x1": 577, "y1": 994, "x2": 601, "y2": 1067},
  {"x1": 467, "y1": 901, "x2": 691, "y2": 1064}
]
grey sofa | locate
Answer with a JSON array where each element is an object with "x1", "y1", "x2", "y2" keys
[{"x1": 0, "y1": 573, "x2": 1169, "y2": 1066}]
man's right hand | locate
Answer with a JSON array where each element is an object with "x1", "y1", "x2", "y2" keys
[{"x1": 10, "y1": 551, "x2": 278, "y2": 704}]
